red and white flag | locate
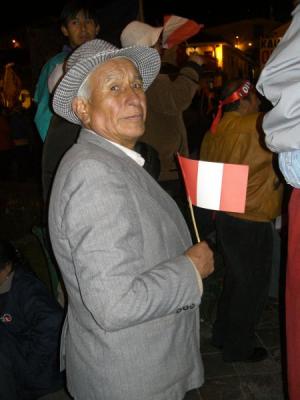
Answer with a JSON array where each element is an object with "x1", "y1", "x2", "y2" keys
[
  {"x1": 177, "y1": 155, "x2": 249, "y2": 213},
  {"x1": 162, "y1": 15, "x2": 204, "y2": 49}
]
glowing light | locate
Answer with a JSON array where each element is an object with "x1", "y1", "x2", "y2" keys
[
  {"x1": 11, "y1": 39, "x2": 21, "y2": 48},
  {"x1": 215, "y1": 44, "x2": 223, "y2": 68}
]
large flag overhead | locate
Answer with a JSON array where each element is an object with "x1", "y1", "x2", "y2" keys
[
  {"x1": 177, "y1": 155, "x2": 249, "y2": 213},
  {"x1": 162, "y1": 15, "x2": 204, "y2": 49}
]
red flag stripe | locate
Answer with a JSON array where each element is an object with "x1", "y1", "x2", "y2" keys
[
  {"x1": 163, "y1": 16, "x2": 203, "y2": 49},
  {"x1": 177, "y1": 155, "x2": 198, "y2": 204},
  {"x1": 220, "y1": 164, "x2": 248, "y2": 213}
]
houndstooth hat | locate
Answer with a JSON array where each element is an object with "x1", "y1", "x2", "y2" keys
[{"x1": 52, "y1": 39, "x2": 161, "y2": 124}]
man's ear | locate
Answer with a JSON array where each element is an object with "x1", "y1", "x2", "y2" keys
[
  {"x1": 61, "y1": 25, "x2": 69, "y2": 38},
  {"x1": 95, "y1": 24, "x2": 100, "y2": 36},
  {"x1": 72, "y1": 97, "x2": 90, "y2": 126}
]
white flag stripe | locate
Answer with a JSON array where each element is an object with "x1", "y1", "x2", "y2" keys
[{"x1": 196, "y1": 161, "x2": 223, "y2": 210}]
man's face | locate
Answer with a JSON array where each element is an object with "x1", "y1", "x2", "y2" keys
[
  {"x1": 76, "y1": 58, "x2": 147, "y2": 149},
  {"x1": 62, "y1": 10, "x2": 100, "y2": 48}
]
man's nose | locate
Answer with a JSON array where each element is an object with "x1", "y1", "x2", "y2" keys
[
  {"x1": 79, "y1": 21, "x2": 88, "y2": 32},
  {"x1": 126, "y1": 87, "x2": 142, "y2": 103}
]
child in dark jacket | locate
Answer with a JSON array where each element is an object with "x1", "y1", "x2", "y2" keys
[{"x1": 0, "y1": 240, "x2": 64, "y2": 399}]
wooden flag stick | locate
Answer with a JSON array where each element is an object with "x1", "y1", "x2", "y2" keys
[{"x1": 187, "y1": 196, "x2": 201, "y2": 243}]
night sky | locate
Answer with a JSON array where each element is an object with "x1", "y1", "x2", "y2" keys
[
  {"x1": 1, "y1": 0, "x2": 294, "y2": 33},
  {"x1": 143, "y1": 0, "x2": 293, "y2": 26}
]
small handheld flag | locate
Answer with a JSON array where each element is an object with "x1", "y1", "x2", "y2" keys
[
  {"x1": 177, "y1": 155, "x2": 249, "y2": 213},
  {"x1": 162, "y1": 15, "x2": 204, "y2": 49}
]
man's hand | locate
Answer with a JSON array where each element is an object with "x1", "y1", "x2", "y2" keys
[{"x1": 185, "y1": 241, "x2": 214, "y2": 279}]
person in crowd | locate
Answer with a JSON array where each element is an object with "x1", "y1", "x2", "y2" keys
[
  {"x1": 200, "y1": 79, "x2": 283, "y2": 362},
  {"x1": 120, "y1": 21, "x2": 206, "y2": 217},
  {"x1": 34, "y1": 1, "x2": 100, "y2": 203},
  {"x1": 34, "y1": 0, "x2": 100, "y2": 143},
  {"x1": 256, "y1": 0, "x2": 300, "y2": 397},
  {"x1": 48, "y1": 38, "x2": 214, "y2": 400},
  {"x1": 0, "y1": 240, "x2": 64, "y2": 399}
]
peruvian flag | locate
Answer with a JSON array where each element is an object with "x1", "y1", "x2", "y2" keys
[
  {"x1": 162, "y1": 15, "x2": 204, "y2": 49},
  {"x1": 177, "y1": 155, "x2": 249, "y2": 213}
]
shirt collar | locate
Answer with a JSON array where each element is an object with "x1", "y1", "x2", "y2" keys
[
  {"x1": 107, "y1": 140, "x2": 145, "y2": 167},
  {"x1": 85, "y1": 129, "x2": 145, "y2": 167}
]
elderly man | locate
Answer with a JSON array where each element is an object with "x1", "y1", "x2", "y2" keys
[{"x1": 48, "y1": 39, "x2": 214, "y2": 400}]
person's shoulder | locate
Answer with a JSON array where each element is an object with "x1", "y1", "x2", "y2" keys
[
  {"x1": 37, "y1": 51, "x2": 68, "y2": 79},
  {"x1": 13, "y1": 267, "x2": 41, "y2": 288},
  {"x1": 225, "y1": 111, "x2": 260, "y2": 124},
  {"x1": 146, "y1": 74, "x2": 164, "y2": 92},
  {"x1": 44, "y1": 51, "x2": 68, "y2": 69},
  {"x1": 220, "y1": 112, "x2": 260, "y2": 136}
]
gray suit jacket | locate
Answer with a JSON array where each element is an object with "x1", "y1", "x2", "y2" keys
[{"x1": 49, "y1": 129, "x2": 204, "y2": 400}]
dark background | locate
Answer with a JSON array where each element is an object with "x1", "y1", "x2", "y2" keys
[{"x1": 1, "y1": 0, "x2": 294, "y2": 33}]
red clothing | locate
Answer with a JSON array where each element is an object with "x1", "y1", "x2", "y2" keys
[{"x1": 286, "y1": 188, "x2": 300, "y2": 399}]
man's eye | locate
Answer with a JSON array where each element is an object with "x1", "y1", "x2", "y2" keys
[
  {"x1": 133, "y1": 82, "x2": 143, "y2": 89},
  {"x1": 110, "y1": 85, "x2": 120, "y2": 91}
]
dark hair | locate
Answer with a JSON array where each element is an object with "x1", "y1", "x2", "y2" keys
[
  {"x1": 221, "y1": 79, "x2": 251, "y2": 112},
  {"x1": 0, "y1": 240, "x2": 24, "y2": 272},
  {"x1": 0, "y1": 241, "x2": 17, "y2": 271},
  {"x1": 60, "y1": 0, "x2": 99, "y2": 27}
]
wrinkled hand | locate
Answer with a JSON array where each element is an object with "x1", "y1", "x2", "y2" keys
[{"x1": 185, "y1": 241, "x2": 214, "y2": 279}]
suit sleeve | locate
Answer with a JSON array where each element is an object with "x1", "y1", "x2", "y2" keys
[{"x1": 62, "y1": 159, "x2": 201, "y2": 332}]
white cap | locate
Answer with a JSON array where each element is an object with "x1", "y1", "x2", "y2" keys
[{"x1": 121, "y1": 21, "x2": 163, "y2": 48}]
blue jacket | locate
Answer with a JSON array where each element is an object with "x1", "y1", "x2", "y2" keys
[{"x1": 34, "y1": 50, "x2": 69, "y2": 141}]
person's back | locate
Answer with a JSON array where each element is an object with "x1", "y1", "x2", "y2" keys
[
  {"x1": 201, "y1": 114, "x2": 282, "y2": 222},
  {"x1": 199, "y1": 79, "x2": 283, "y2": 363},
  {"x1": 200, "y1": 79, "x2": 282, "y2": 222},
  {"x1": 144, "y1": 68, "x2": 199, "y2": 182}
]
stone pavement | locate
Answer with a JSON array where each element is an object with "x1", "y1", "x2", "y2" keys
[{"x1": 198, "y1": 299, "x2": 287, "y2": 400}]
